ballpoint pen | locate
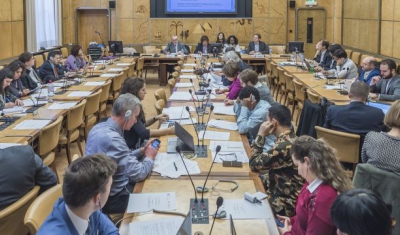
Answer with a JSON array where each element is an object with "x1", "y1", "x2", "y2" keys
[{"x1": 173, "y1": 162, "x2": 178, "y2": 171}]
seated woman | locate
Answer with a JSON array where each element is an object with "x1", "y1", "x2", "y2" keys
[
  {"x1": 216, "y1": 32, "x2": 225, "y2": 44},
  {"x1": 330, "y1": 189, "x2": 393, "y2": 235},
  {"x1": 194, "y1": 35, "x2": 211, "y2": 54},
  {"x1": 0, "y1": 68, "x2": 24, "y2": 109},
  {"x1": 278, "y1": 135, "x2": 352, "y2": 235},
  {"x1": 18, "y1": 52, "x2": 42, "y2": 90},
  {"x1": 224, "y1": 35, "x2": 241, "y2": 53},
  {"x1": 215, "y1": 61, "x2": 241, "y2": 105},
  {"x1": 362, "y1": 100, "x2": 400, "y2": 173},
  {"x1": 66, "y1": 45, "x2": 86, "y2": 72},
  {"x1": 120, "y1": 77, "x2": 174, "y2": 149},
  {"x1": 6, "y1": 60, "x2": 29, "y2": 98}
]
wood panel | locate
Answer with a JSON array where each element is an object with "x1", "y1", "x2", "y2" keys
[
  {"x1": 77, "y1": 9, "x2": 109, "y2": 53},
  {"x1": 0, "y1": 22, "x2": 12, "y2": 59},
  {"x1": 380, "y1": 21, "x2": 393, "y2": 57},
  {"x1": 11, "y1": 0, "x2": 23, "y2": 21},
  {"x1": 11, "y1": 21, "x2": 25, "y2": 56},
  {"x1": 382, "y1": 0, "x2": 394, "y2": 21},
  {"x1": 297, "y1": 9, "x2": 325, "y2": 58},
  {"x1": 0, "y1": 0, "x2": 11, "y2": 22}
]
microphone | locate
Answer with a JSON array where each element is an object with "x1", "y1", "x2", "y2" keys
[
  {"x1": 176, "y1": 146, "x2": 198, "y2": 203},
  {"x1": 199, "y1": 145, "x2": 221, "y2": 203},
  {"x1": 189, "y1": 89, "x2": 205, "y2": 115},
  {"x1": 201, "y1": 105, "x2": 214, "y2": 146},
  {"x1": 186, "y1": 106, "x2": 201, "y2": 147},
  {"x1": 25, "y1": 85, "x2": 44, "y2": 113},
  {"x1": 209, "y1": 196, "x2": 223, "y2": 235}
]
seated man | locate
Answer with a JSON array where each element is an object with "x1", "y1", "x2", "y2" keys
[
  {"x1": 358, "y1": 56, "x2": 380, "y2": 85},
  {"x1": 324, "y1": 81, "x2": 384, "y2": 137},
  {"x1": 163, "y1": 35, "x2": 188, "y2": 55},
  {"x1": 85, "y1": 93, "x2": 158, "y2": 214},
  {"x1": 246, "y1": 33, "x2": 269, "y2": 54},
  {"x1": 39, "y1": 50, "x2": 70, "y2": 83},
  {"x1": 238, "y1": 68, "x2": 276, "y2": 105},
  {"x1": 249, "y1": 105, "x2": 303, "y2": 217},
  {"x1": 0, "y1": 145, "x2": 57, "y2": 210},
  {"x1": 38, "y1": 154, "x2": 118, "y2": 234},
  {"x1": 313, "y1": 40, "x2": 332, "y2": 71},
  {"x1": 369, "y1": 58, "x2": 400, "y2": 101},
  {"x1": 329, "y1": 49, "x2": 358, "y2": 79}
]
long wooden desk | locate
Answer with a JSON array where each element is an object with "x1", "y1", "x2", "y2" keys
[{"x1": 119, "y1": 175, "x2": 279, "y2": 235}]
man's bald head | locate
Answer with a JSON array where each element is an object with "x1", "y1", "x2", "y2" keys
[
  {"x1": 171, "y1": 35, "x2": 179, "y2": 45},
  {"x1": 361, "y1": 56, "x2": 377, "y2": 71}
]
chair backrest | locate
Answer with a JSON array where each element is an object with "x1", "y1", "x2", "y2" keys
[
  {"x1": 71, "y1": 154, "x2": 81, "y2": 162},
  {"x1": 128, "y1": 62, "x2": 136, "y2": 77},
  {"x1": 269, "y1": 45, "x2": 286, "y2": 54},
  {"x1": 154, "y1": 99, "x2": 166, "y2": 115},
  {"x1": 315, "y1": 126, "x2": 360, "y2": 164},
  {"x1": 271, "y1": 62, "x2": 278, "y2": 78},
  {"x1": 277, "y1": 67, "x2": 286, "y2": 85},
  {"x1": 24, "y1": 185, "x2": 62, "y2": 235},
  {"x1": 136, "y1": 57, "x2": 145, "y2": 70},
  {"x1": 44, "y1": 52, "x2": 49, "y2": 61},
  {"x1": 154, "y1": 88, "x2": 167, "y2": 103},
  {"x1": 111, "y1": 73, "x2": 125, "y2": 96},
  {"x1": 66, "y1": 99, "x2": 86, "y2": 131},
  {"x1": 84, "y1": 89, "x2": 102, "y2": 116},
  {"x1": 0, "y1": 186, "x2": 40, "y2": 235},
  {"x1": 99, "y1": 80, "x2": 112, "y2": 104},
  {"x1": 265, "y1": 58, "x2": 272, "y2": 76},
  {"x1": 307, "y1": 89, "x2": 321, "y2": 104},
  {"x1": 344, "y1": 49, "x2": 352, "y2": 59},
  {"x1": 145, "y1": 48, "x2": 161, "y2": 54},
  {"x1": 293, "y1": 78, "x2": 306, "y2": 102},
  {"x1": 351, "y1": 51, "x2": 361, "y2": 66},
  {"x1": 0, "y1": 65, "x2": 3, "y2": 70},
  {"x1": 60, "y1": 47, "x2": 68, "y2": 59},
  {"x1": 143, "y1": 46, "x2": 156, "y2": 52},
  {"x1": 38, "y1": 116, "x2": 63, "y2": 156},
  {"x1": 284, "y1": 72, "x2": 295, "y2": 92},
  {"x1": 168, "y1": 78, "x2": 176, "y2": 93},
  {"x1": 34, "y1": 55, "x2": 44, "y2": 68}
]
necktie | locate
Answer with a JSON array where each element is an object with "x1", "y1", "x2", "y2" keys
[
  {"x1": 385, "y1": 80, "x2": 391, "y2": 94},
  {"x1": 175, "y1": 45, "x2": 178, "y2": 53},
  {"x1": 53, "y1": 66, "x2": 58, "y2": 78}
]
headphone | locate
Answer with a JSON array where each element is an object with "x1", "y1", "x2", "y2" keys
[{"x1": 124, "y1": 110, "x2": 132, "y2": 121}]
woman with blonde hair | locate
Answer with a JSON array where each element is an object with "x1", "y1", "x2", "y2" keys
[{"x1": 278, "y1": 135, "x2": 352, "y2": 235}]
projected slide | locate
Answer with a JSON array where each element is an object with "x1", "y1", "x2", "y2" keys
[{"x1": 166, "y1": 0, "x2": 236, "y2": 13}]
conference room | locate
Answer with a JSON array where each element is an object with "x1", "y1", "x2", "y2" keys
[{"x1": 0, "y1": 0, "x2": 399, "y2": 235}]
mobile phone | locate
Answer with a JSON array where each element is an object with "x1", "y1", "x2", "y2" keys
[
  {"x1": 151, "y1": 139, "x2": 161, "y2": 149},
  {"x1": 275, "y1": 218, "x2": 284, "y2": 228}
]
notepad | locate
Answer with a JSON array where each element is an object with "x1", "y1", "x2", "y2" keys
[
  {"x1": 67, "y1": 91, "x2": 92, "y2": 97},
  {"x1": 212, "y1": 103, "x2": 235, "y2": 116},
  {"x1": 47, "y1": 102, "x2": 78, "y2": 109},
  {"x1": 84, "y1": 81, "x2": 105, "y2": 86},
  {"x1": 100, "y1": 73, "x2": 117, "y2": 78},
  {"x1": 198, "y1": 131, "x2": 230, "y2": 140},
  {"x1": 127, "y1": 192, "x2": 176, "y2": 213},
  {"x1": 208, "y1": 119, "x2": 238, "y2": 131},
  {"x1": 13, "y1": 120, "x2": 51, "y2": 130}
]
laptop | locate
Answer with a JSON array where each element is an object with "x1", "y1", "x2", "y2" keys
[
  {"x1": 230, "y1": 214, "x2": 237, "y2": 235},
  {"x1": 367, "y1": 101, "x2": 391, "y2": 114},
  {"x1": 76, "y1": 55, "x2": 92, "y2": 76},
  {"x1": 166, "y1": 122, "x2": 195, "y2": 153},
  {"x1": 303, "y1": 59, "x2": 312, "y2": 71},
  {"x1": 176, "y1": 212, "x2": 192, "y2": 235}
]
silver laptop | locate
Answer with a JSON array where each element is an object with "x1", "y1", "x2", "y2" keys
[
  {"x1": 176, "y1": 212, "x2": 192, "y2": 235},
  {"x1": 166, "y1": 122, "x2": 195, "y2": 153}
]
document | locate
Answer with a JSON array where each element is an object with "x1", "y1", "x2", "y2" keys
[
  {"x1": 179, "y1": 75, "x2": 196, "y2": 79},
  {"x1": 107, "y1": 67, "x2": 124, "y2": 71},
  {"x1": 161, "y1": 106, "x2": 193, "y2": 120},
  {"x1": 129, "y1": 217, "x2": 183, "y2": 235},
  {"x1": 198, "y1": 131, "x2": 230, "y2": 140},
  {"x1": 3, "y1": 106, "x2": 24, "y2": 114},
  {"x1": 212, "y1": 151, "x2": 249, "y2": 163},
  {"x1": 168, "y1": 92, "x2": 193, "y2": 101},
  {"x1": 22, "y1": 99, "x2": 48, "y2": 107},
  {"x1": 324, "y1": 85, "x2": 342, "y2": 90},
  {"x1": 208, "y1": 119, "x2": 238, "y2": 131},
  {"x1": 67, "y1": 91, "x2": 92, "y2": 97},
  {"x1": 181, "y1": 69, "x2": 194, "y2": 73},
  {"x1": 126, "y1": 192, "x2": 176, "y2": 213},
  {"x1": 116, "y1": 63, "x2": 131, "y2": 66},
  {"x1": 221, "y1": 199, "x2": 272, "y2": 220},
  {"x1": 183, "y1": 63, "x2": 197, "y2": 67},
  {"x1": 153, "y1": 158, "x2": 201, "y2": 179},
  {"x1": 13, "y1": 120, "x2": 51, "y2": 130},
  {"x1": 47, "y1": 102, "x2": 78, "y2": 110},
  {"x1": 84, "y1": 81, "x2": 105, "y2": 86},
  {"x1": 0, "y1": 143, "x2": 22, "y2": 149},
  {"x1": 100, "y1": 73, "x2": 117, "y2": 78},
  {"x1": 209, "y1": 141, "x2": 245, "y2": 152},
  {"x1": 159, "y1": 118, "x2": 197, "y2": 129},
  {"x1": 154, "y1": 153, "x2": 181, "y2": 166},
  {"x1": 212, "y1": 103, "x2": 235, "y2": 116},
  {"x1": 174, "y1": 83, "x2": 194, "y2": 88}
]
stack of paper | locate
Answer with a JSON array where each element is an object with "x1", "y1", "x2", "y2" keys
[
  {"x1": 198, "y1": 131, "x2": 230, "y2": 140},
  {"x1": 22, "y1": 99, "x2": 48, "y2": 107},
  {"x1": 47, "y1": 102, "x2": 78, "y2": 110},
  {"x1": 67, "y1": 91, "x2": 92, "y2": 97},
  {"x1": 153, "y1": 157, "x2": 200, "y2": 179},
  {"x1": 100, "y1": 73, "x2": 117, "y2": 78},
  {"x1": 161, "y1": 106, "x2": 194, "y2": 120},
  {"x1": 129, "y1": 217, "x2": 183, "y2": 235},
  {"x1": 208, "y1": 119, "x2": 238, "y2": 131},
  {"x1": 84, "y1": 81, "x2": 105, "y2": 86},
  {"x1": 13, "y1": 120, "x2": 51, "y2": 130},
  {"x1": 3, "y1": 106, "x2": 24, "y2": 114},
  {"x1": 212, "y1": 103, "x2": 235, "y2": 116},
  {"x1": 126, "y1": 192, "x2": 176, "y2": 213}
]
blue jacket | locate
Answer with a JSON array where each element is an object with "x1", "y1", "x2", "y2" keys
[
  {"x1": 358, "y1": 68, "x2": 380, "y2": 85},
  {"x1": 37, "y1": 198, "x2": 119, "y2": 235}
]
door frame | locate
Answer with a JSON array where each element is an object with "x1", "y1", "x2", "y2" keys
[
  {"x1": 74, "y1": 7, "x2": 111, "y2": 44},
  {"x1": 295, "y1": 7, "x2": 326, "y2": 42}
]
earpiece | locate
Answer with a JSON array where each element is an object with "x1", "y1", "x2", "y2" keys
[{"x1": 124, "y1": 110, "x2": 132, "y2": 121}]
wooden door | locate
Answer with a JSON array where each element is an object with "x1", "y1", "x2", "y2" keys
[
  {"x1": 75, "y1": 8, "x2": 110, "y2": 54},
  {"x1": 296, "y1": 8, "x2": 326, "y2": 58}
]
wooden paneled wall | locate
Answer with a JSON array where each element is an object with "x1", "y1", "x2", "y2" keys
[
  {"x1": 0, "y1": 0, "x2": 25, "y2": 61},
  {"x1": 381, "y1": 0, "x2": 400, "y2": 58}
]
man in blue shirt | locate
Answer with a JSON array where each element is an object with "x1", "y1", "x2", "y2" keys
[
  {"x1": 85, "y1": 93, "x2": 159, "y2": 214},
  {"x1": 358, "y1": 56, "x2": 380, "y2": 85},
  {"x1": 38, "y1": 154, "x2": 119, "y2": 235},
  {"x1": 234, "y1": 86, "x2": 275, "y2": 149}
]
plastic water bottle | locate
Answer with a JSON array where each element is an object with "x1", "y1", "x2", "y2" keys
[
  {"x1": 310, "y1": 63, "x2": 314, "y2": 75},
  {"x1": 48, "y1": 80, "x2": 54, "y2": 97}
]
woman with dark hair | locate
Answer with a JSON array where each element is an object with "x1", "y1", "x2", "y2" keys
[
  {"x1": 120, "y1": 77, "x2": 174, "y2": 149},
  {"x1": 18, "y1": 52, "x2": 42, "y2": 90},
  {"x1": 215, "y1": 61, "x2": 242, "y2": 105},
  {"x1": 194, "y1": 35, "x2": 211, "y2": 54},
  {"x1": 6, "y1": 60, "x2": 29, "y2": 98},
  {"x1": 330, "y1": 189, "x2": 393, "y2": 235},
  {"x1": 216, "y1": 32, "x2": 225, "y2": 44},
  {"x1": 0, "y1": 68, "x2": 24, "y2": 109},
  {"x1": 224, "y1": 35, "x2": 241, "y2": 53},
  {"x1": 66, "y1": 45, "x2": 86, "y2": 72},
  {"x1": 278, "y1": 135, "x2": 352, "y2": 235}
]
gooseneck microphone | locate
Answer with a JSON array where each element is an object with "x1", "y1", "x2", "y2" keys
[
  {"x1": 186, "y1": 106, "x2": 201, "y2": 147},
  {"x1": 200, "y1": 145, "x2": 221, "y2": 202},
  {"x1": 176, "y1": 146, "x2": 198, "y2": 203},
  {"x1": 209, "y1": 196, "x2": 224, "y2": 235},
  {"x1": 201, "y1": 105, "x2": 214, "y2": 145}
]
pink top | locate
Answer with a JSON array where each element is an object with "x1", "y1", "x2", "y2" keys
[
  {"x1": 284, "y1": 182, "x2": 337, "y2": 235},
  {"x1": 226, "y1": 77, "x2": 242, "y2": 100}
]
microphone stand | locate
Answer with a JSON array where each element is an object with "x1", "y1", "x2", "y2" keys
[
  {"x1": 25, "y1": 86, "x2": 45, "y2": 113},
  {"x1": 96, "y1": 31, "x2": 110, "y2": 58}
]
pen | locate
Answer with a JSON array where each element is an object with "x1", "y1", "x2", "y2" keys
[{"x1": 173, "y1": 162, "x2": 178, "y2": 171}]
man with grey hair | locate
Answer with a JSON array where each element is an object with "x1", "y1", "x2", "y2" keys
[
  {"x1": 85, "y1": 93, "x2": 159, "y2": 214},
  {"x1": 324, "y1": 81, "x2": 384, "y2": 138},
  {"x1": 163, "y1": 35, "x2": 188, "y2": 55}
]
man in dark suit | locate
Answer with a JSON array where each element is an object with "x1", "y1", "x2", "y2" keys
[
  {"x1": 163, "y1": 35, "x2": 188, "y2": 55},
  {"x1": 39, "y1": 50, "x2": 71, "y2": 83},
  {"x1": 324, "y1": 81, "x2": 385, "y2": 137},
  {"x1": 370, "y1": 59, "x2": 400, "y2": 101},
  {"x1": 0, "y1": 145, "x2": 57, "y2": 210},
  {"x1": 246, "y1": 33, "x2": 269, "y2": 54},
  {"x1": 358, "y1": 56, "x2": 380, "y2": 85},
  {"x1": 194, "y1": 35, "x2": 212, "y2": 54},
  {"x1": 313, "y1": 40, "x2": 332, "y2": 71}
]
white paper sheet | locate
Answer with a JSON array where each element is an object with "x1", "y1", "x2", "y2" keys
[
  {"x1": 154, "y1": 153, "x2": 181, "y2": 166},
  {"x1": 129, "y1": 217, "x2": 183, "y2": 235},
  {"x1": 67, "y1": 91, "x2": 92, "y2": 97},
  {"x1": 208, "y1": 119, "x2": 238, "y2": 131},
  {"x1": 168, "y1": 92, "x2": 193, "y2": 101},
  {"x1": 220, "y1": 199, "x2": 272, "y2": 220},
  {"x1": 22, "y1": 99, "x2": 48, "y2": 107},
  {"x1": 212, "y1": 103, "x2": 235, "y2": 116},
  {"x1": 324, "y1": 85, "x2": 342, "y2": 90},
  {"x1": 209, "y1": 141, "x2": 245, "y2": 152},
  {"x1": 212, "y1": 151, "x2": 249, "y2": 163},
  {"x1": 116, "y1": 63, "x2": 131, "y2": 66},
  {"x1": 198, "y1": 131, "x2": 230, "y2": 140},
  {"x1": 183, "y1": 63, "x2": 197, "y2": 67},
  {"x1": 107, "y1": 68, "x2": 124, "y2": 71},
  {"x1": 161, "y1": 106, "x2": 193, "y2": 120},
  {"x1": 179, "y1": 75, "x2": 196, "y2": 79},
  {"x1": 3, "y1": 106, "x2": 24, "y2": 114},
  {"x1": 84, "y1": 81, "x2": 105, "y2": 86},
  {"x1": 0, "y1": 143, "x2": 22, "y2": 149},
  {"x1": 174, "y1": 83, "x2": 194, "y2": 88},
  {"x1": 13, "y1": 120, "x2": 51, "y2": 130},
  {"x1": 181, "y1": 69, "x2": 194, "y2": 73},
  {"x1": 159, "y1": 118, "x2": 197, "y2": 129},
  {"x1": 47, "y1": 102, "x2": 78, "y2": 110},
  {"x1": 153, "y1": 158, "x2": 200, "y2": 179},
  {"x1": 126, "y1": 192, "x2": 176, "y2": 213},
  {"x1": 100, "y1": 73, "x2": 117, "y2": 78}
]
